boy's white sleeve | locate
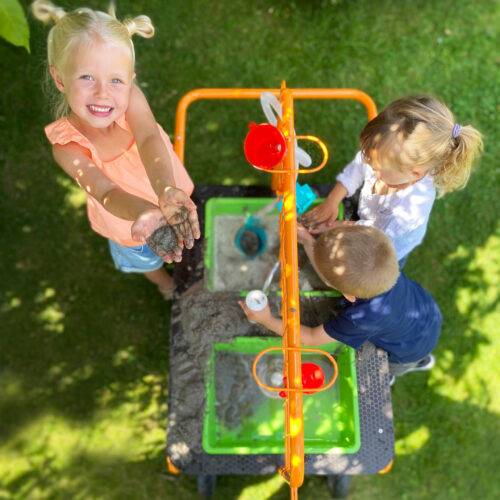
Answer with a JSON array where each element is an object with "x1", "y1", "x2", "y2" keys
[{"x1": 336, "y1": 151, "x2": 368, "y2": 197}]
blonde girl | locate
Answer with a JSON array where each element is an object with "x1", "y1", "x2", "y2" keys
[
  {"x1": 300, "y1": 95, "x2": 483, "y2": 266},
  {"x1": 32, "y1": 0, "x2": 199, "y2": 299}
]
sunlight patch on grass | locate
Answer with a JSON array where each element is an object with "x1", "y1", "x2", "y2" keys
[
  {"x1": 455, "y1": 230, "x2": 499, "y2": 321},
  {"x1": 57, "y1": 176, "x2": 87, "y2": 209},
  {"x1": 436, "y1": 229, "x2": 500, "y2": 408},
  {"x1": 205, "y1": 120, "x2": 220, "y2": 132},
  {"x1": 112, "y1": 346, "x2": 137, "y2": 367},
  {"x1": 0, "y1": 412, "x2": 139, "y2": 498},
  {"x1": 395, "y1": 426, "x2": 430, "y2": 456},
  {"x1": 38, "y1": 302, "x2": 65, "y2": 334},
  {"x1": 1, "y1": 292, "x2": 22, "y2": 313},
  {"x1": 1, "y1": 370, "x2": 24, "y2": 402},
  {"x1": 1, "y1": 376, "x2": 167, "y2": 497},
  {"x1": 95, "y1": 377, "x2": 166, "y2": 458},
  {"x1": 57, "y1": 364, "x2": 94, "y2": 391},
  {"x1": 47, "y1": 362, "x2": 66, "y2": 380},
  {"x1": 238, "y1": 473, "x2": 286, "y2": 500},
  {"x1": 433, "y1": 350, "x2": 500, "y2": 409},
  {"x1": 35, "y1": 286, "x2": 56, "y2": 303}
]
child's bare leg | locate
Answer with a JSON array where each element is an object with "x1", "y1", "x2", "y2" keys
[{"x1": 144, "y1": 267, "x2": 173, "y2": 291}]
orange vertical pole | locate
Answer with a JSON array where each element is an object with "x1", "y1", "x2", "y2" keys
[{"x1": 278, "y1": 83, "x2": 304, "y2": 489}]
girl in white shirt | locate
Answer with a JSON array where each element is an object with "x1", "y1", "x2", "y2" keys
[{"x1": 300, "y1": 95, "x2": 483, "y2": 265}]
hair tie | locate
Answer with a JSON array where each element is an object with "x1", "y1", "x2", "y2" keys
[{"x1": 452, "y1": 124, "x2": 461, "y2": 139}]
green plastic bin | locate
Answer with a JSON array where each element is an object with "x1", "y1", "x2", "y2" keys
[
  {"x1": 202, "y1": 336, "x2": 360, "y2": 455},
  {"x1": 204, "y1": 197, "x2": 343, "y2": 296}
]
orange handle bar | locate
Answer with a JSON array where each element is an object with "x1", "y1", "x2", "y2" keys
[
  {"x1": 174, "y1": 88, "x2": 378, "y2": 163},
  {"x1": 250, "y1": 135, "x2": 329, "y2": 175},
  {"x1": 252, "y1": 346, "x2": 338, "y2": 394}
]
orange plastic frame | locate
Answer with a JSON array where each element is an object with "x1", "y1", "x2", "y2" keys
[{"x1": 172, "y1": 85, "x2": 377, "y2": 498}]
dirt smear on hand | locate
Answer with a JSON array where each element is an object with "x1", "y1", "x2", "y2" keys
[{"x1": 146, "y1": 223, "x2": 179, "y2": 256}]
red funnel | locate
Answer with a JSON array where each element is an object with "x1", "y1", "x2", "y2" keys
[
  {"x1": 244, "y1": 122, "x2": 287, "y2": 170},
  {"x1": 279, "y1": 362, "x2": 325, "y2": 398}
]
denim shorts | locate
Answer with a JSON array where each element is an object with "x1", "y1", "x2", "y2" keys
[{"x1": 108, "y1": 239, "x2": 164, "y2": 273}]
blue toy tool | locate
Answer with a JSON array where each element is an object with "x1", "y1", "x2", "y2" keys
[
  {"x1": 235, "y1": 216, "x2": 268, "y2": 260},
  {"x1": 277, "y1": 182, "x2": 317, "y2": 215},
  {"x1": 234, "y1": 199, "x2": 278, "y2": 260}
]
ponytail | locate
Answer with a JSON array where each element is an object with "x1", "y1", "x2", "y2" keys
[
  {"x1": 433, "y1": 124, "x2": 483, "y2": 195},
  {"x1": 122, "y1": 15, "x2": 155, "y2": 39},
  {"x1": 31, "y1": 0, "x2": 66, "y2": 24},
  {"x1": 360, "y1": 95, "x2": 483, "y2": 197}
]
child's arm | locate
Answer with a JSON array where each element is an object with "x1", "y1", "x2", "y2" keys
[
  {"x1": 52, "y1": 142, "x2": 182, "y2": 262},
  {"x1": 126, "y1": 85, "x2": 200, "y2": 249},
  {"x1": 238, "y1": 301, "x2": 335, "y2": 346},
  {"x1": 53, "y1": 142, "x2": 156, "y2": 220},
  {"x1": 297, "y1": 223, "x2": 341, "y2": 288},
  {"x1": 299, "y1": 181, "x2": 348, "y2": 233}
]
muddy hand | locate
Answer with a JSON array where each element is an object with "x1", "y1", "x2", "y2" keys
[
  {"x1": 159, "y1": 187, "x2": 200, "y2": 249},
  {"x1": 299, "y1": 200, "x2": 338, "y2": 234},
  {"x1": 131, "y1": 208, "x2": 183, "y2": 263},
  {"x1": 296, "y1": 223, "x2": 315, "y2": 246}
]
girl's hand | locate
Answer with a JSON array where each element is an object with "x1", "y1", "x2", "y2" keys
[
  {"x1": 131, "y1": 208, "x2": 183, "y2": 263},
  {"x1": 297, "y1": 223, "x2": 315, "y2": 246},
  {"x1": 159, "y1": 187, "x2": 200, "y2": 250},
  {"x1": 238, "y1": 300, "x2": 273, "y2": 326},
  {"x1": 299, "y1": 200, "x2": 339, "y2": 234}
]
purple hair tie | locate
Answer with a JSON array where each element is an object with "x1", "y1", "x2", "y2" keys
[{"x1": 452, "y1": 123, "x2": 461, "y2": 138}]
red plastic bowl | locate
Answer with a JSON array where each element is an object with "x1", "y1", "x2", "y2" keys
[{"x1": 244, "y1": 122, "x2": 287, "y2": 169}]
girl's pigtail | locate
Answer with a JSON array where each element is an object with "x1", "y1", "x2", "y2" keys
[
  {"x1": 122, "y1": 15, "x2": 155, "y2": 39},
  {"x1": 31, "y1": 0, "x2": 66, "y2": 24},
  {"x1": 434, "y1": 124, "x2": 483, "y2": 194}
]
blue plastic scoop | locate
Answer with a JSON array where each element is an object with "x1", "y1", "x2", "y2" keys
[
  {"x1": 234, "y1": 216, "x2": 267, "y2": 260},
  {"x1": 234, "y1": 199, "x2": 278, "y2": 260}
]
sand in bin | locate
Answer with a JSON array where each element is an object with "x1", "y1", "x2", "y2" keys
[
  {"x1": 213, "y1": 349, "x2": 341, "y2": 437},
  {"x1": 214, "y1": 351, "x2": 264, "y2": 429},
  {"x1": 212, "y1": 214, "x2": 328, "y2": 292},
  {"x1": 167, "y1": 285, "x2": 341, "y2": 462}
]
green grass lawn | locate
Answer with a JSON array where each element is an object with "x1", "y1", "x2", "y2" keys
[{"x1": 1, "y1": 0, "x2": 499, "y2": 498}]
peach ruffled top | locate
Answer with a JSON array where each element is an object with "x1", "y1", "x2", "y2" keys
[{"x1": 45, "y1": 115, "x2": 194, "y2": 246}]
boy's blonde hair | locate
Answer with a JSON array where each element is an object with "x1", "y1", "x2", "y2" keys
[
  {"x1": 31, "y1": 0, "x2": 154, "y2": 118},
  {"x1": 360, "y1": 95, "x2": 483, "y2": 196},
  {"x1": 313, "y1": 226, "x2": 399, "y2": 299}
]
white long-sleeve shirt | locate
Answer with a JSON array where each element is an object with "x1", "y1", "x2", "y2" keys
[{"x1": 336, "y1": 151, "x2": 436, "y2": 260}]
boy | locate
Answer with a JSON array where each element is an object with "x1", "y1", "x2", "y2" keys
[{"x1": 239, "y1": 225, "x2": 441, "y2": 384}]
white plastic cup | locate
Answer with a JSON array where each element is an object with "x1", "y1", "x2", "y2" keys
[
  {"x1": 245, "y1": 290, "x2": 268, "y2": 324},
  {"x1": 245, "y1": 290, "x2": 268, "y2": 311}
]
